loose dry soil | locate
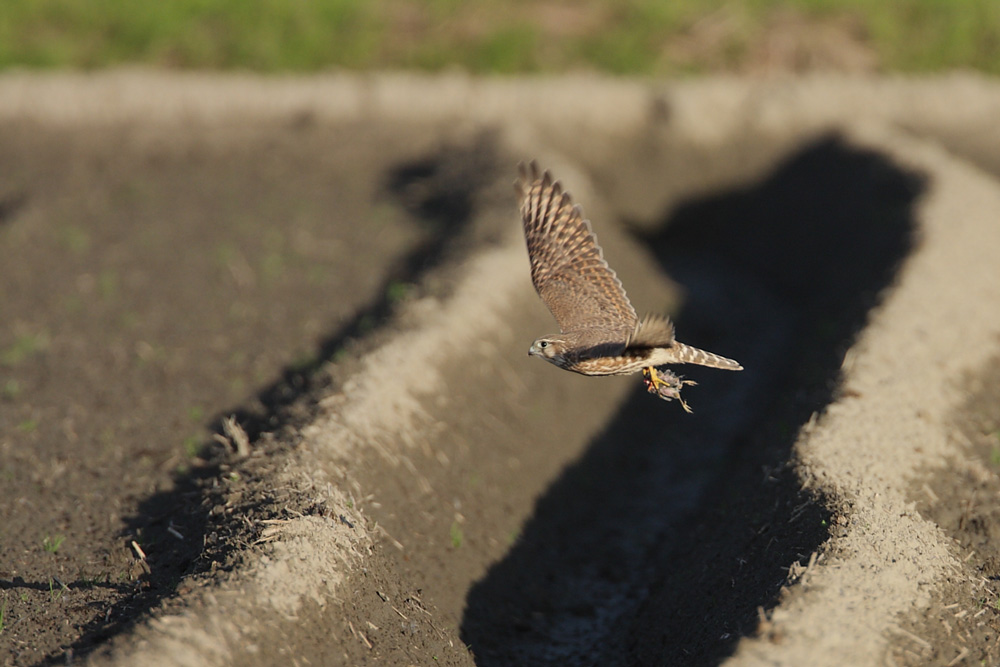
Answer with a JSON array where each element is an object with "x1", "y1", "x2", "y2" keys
[{"x1": 1, "y1": 72, "x2": 1000, "y2": 666}]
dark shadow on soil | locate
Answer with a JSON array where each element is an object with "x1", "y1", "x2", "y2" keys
[
  {"x1": 0, "y1": 191, "x2": 26, "y2": 227},
  {"x1": 461, "y1": 134, "x2": 925, "y2": 665},
  {"x1": 36, "y1": 140, "x2": 500, "y2": 666}
]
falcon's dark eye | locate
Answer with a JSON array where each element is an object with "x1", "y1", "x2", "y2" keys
[{"x1": 539, "y1": 341, "x2": 548, "y2": 348}]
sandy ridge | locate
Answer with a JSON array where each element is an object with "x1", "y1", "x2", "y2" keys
[
  {"x1": 727, "y1": 122, "x2": 1000, "y2": 665},
  {"x1": 2, "y1": 71, "x2": 999, "y2": 135},
  {"x1": 90, "y1": 220, "x2": 560, "y2": 665}
]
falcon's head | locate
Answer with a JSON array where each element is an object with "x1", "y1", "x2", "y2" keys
[{"x1": 528, "y1": 336, "x2": 569, "y2": 368}]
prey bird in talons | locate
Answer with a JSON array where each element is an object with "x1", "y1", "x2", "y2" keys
[{"x1": 517, "y1": 161, "x2": 742, "y2": 412}]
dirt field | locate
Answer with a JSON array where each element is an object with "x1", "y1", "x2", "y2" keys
[{"x1": 2, "y1": 72, "x2": 1000, "y2": 666}]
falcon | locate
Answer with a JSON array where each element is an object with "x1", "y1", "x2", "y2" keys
[{"x1": 517, "y1": 161, "x2": 742, "y2": 411}]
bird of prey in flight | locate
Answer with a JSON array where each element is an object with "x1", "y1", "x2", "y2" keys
[{"x1": 517, "y1": 161, "x2": 742, "y2": 411}]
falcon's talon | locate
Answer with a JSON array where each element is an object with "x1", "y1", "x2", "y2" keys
[{"x1": 642, "y1": 366, "x2": 696, "y2": 409}]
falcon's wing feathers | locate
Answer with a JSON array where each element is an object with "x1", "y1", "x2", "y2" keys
[
  {"x1": 517, "y1": 161, "x2": 637, "y2": 339},
  {"x1": 626, "y1": 313, "x2": 676, "y2": 349}
]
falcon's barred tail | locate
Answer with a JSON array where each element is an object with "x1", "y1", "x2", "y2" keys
[{"x1": 670, "y1": 343, "x2": 743, "y2": 371}]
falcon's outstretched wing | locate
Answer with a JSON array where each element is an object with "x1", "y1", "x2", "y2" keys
[{"x1": 517, "y1": 161, "x2": 637, "y2": 342}]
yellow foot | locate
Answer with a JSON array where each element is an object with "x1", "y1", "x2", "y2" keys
[{"x1": 642, "y1": 367, "x2": 697, "y2": 412}]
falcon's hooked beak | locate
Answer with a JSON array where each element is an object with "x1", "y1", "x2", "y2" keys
[{"x1": 528, "y1": 338, "x2": 562, "y2": 363}]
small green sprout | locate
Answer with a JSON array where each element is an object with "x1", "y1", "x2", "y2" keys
[
  {"x1": 450, "y1": 521, "x2": 464, "y2": 549},
  {"x1": 43, "y1": 535, "x2": 65, "y2": 554}
]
